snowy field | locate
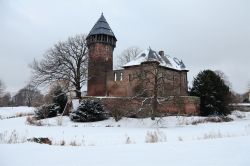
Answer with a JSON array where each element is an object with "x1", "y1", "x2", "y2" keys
[{"x1": 0, "y1": 107, "x2": 250, "y2": 166}]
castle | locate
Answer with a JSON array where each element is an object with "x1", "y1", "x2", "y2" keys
[{"x1": 86, "y1": 14, "x2": 189, "y2": 98}]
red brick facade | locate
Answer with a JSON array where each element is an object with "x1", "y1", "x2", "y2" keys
[
  {"x1": 107, "y1": 62, "x2": 188, "y2": 97},
  {"x1": 87, "y1": 42, "x2": 115, "y2": 96}
]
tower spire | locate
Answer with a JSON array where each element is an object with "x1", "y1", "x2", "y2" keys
[{"x1": 87, "y1": 13, "x2": 116, "y2": 39}]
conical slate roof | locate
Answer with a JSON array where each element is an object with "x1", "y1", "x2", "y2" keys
[
  {"x1": 123, "y1": 48, "x2": 187, "y2": 71},
  {"x1": 87, "y1": 13, "x2": 116, "y2": 38}
]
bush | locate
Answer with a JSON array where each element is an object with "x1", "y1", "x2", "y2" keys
[
  {"x1": 26, "y1": 116, "x2": 43, "y2": 126},
  {"x1": 52, "y1": 85, "x2": 68, "y2": 114},
  {"x1": 70, "y1": 99, "x2": 107, "y2": 122},
  {"x1": 35, "y1": 103, "x2": 60, "y2": 119},
  {"x1": 191, "y1": 116, "x2": 233, "y2": 125},
  {"x1": 27, "y1": 137, "x2": 52, "y2": 145},
  {"x1": 190, "y1": 70, "x2": 231, "y2": 116},
  {"x1": 110, "y1": 109, "x2": 124, "y2": 122}
]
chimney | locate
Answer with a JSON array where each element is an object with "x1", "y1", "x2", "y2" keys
[{"x1": 159, "y1": 51, "x2": 164, "y2": 57}]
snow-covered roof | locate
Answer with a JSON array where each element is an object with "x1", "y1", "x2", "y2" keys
[{"x1": 123, "y1": 48, "x2": 187, "y2": 71}]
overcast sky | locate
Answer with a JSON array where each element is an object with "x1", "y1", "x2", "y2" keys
[{"x1": 0, "y1": 0, "x2": 250, "y2": 94}]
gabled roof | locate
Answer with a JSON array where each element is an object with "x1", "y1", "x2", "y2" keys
[
  {"x1": 123, "y1": 48, "x2": 187, "y2": 71},
  {"x1": 87, "y1": 13, "x2": 116, "y2": 39}
]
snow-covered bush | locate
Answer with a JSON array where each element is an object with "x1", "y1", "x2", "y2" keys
[
  {"x1": 191, "y1": 116, "x2": 233, "y2": 125},
  {"x1": 26, "y1": 116, "x2": 43, "y2": 126},
  {"x1": 70, "y1": 99, "x2": 107, "y2": 122},
  {"x1": 230, "y1": 111, "x2": 246, "y2": 119},
  {"x1": 52, "y1": 85, "x2": 67, "y2": 114},
  {"x1": 35, "y1": 103, "x2": 60, "y2": 119}
]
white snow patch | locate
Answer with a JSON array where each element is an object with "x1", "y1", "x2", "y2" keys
[
  {"x1": 0, "y1": 107, "x2": 250, "y2": 166},
  {"x1": 0, "y1": 107, "x2": 35, "y2": 119}
]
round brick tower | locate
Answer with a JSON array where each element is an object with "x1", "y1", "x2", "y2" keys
[{"x1": 86, "y1": 13, "x2": 117, "y2": 96}]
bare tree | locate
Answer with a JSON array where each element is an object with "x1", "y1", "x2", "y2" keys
[
  {"x1": 135, "y1": 61, "x2": 169, "y2": 120},
  {"x1": 117, "y1": 46, "x2": 141, "y2": 67},
  {"x1": 30, "y1": 34, "x2": 88, "y2": 99},
  {"x1": 0, "y1": 93, "x2": 11, "y2": 107},
  {"x1": 0, "y1": 80, "x2": 12, "y2": 107},
  {"x1": 248, "y1": 81, "x2": 250, "y2": 92},
  {"x1": 12, "y1": 84, "x2": 43, "y2": 107},
  {"x1": 25, "y1": 84, "x2": 44, "y2": 107},
  {"x1": 0, "y1": 79, "x2": 5, "y2": 97},
  {"x1": 214, "y1": 70, "x2": 232, "y2": 90}
]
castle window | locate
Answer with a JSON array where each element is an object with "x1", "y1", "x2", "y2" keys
[
  {"x1": 114, "y1": 72, "x2": 117, "y2": 81},
  {"x1": 120, "y1": 73, "x2": 123, "y2": 81},
  {"x1": 97, "y1": 35, "x2": 101, "y2": 41},
  {"x1": 108, "y1": 36, "x2": 112, "y2": 43},
  {"x1": 103, "y1": 35, "x2": 107, "y2": 42},
  {"x1": 93, "y1": 35, "x2": 96, "y2": 41}
]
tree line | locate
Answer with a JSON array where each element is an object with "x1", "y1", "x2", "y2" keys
[{"x1": 0, "y1": 81, "x2": 43, "y2": 107}]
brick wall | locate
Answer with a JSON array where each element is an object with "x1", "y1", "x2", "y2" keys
[
  {"x1": 87, "y1": 43, "x2": 114, "y2": 96},
  {"x1": 82, "y1": 96, "x2": 200, "y2": 118},
  {"x1": 107, "y1": 62, "x2": 188, "y2": 97}
]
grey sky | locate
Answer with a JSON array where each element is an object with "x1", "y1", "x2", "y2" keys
[{"x1": 0, "y1": 0, "x2": 249, "y2": 94}]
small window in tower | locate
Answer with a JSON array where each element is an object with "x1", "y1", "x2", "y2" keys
[
  {"x1": 120, "y1": 73, "x2": 123, "y2": 81},
  {"x1": 97, "y1": 35, "x2": 101, "y2": 40},
  {"x1": 129, "y1": 74, "x2": 131, "y2": 82},
  {"x1": 108, "y1": 36, "x2": 112, "y2": 43},
  {"x1": 114, "y1": 72, "x2": 117, "y2": 81},
  {"x1": 93, "y1": 35, "x2": 96, "y2": 41},
  {"x1": 103, "y1": 35, "x2": 107, "y2": 42}
]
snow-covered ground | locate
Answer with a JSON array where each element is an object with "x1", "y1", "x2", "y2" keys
[
  {"x1": 0, "y1": 107, "x2": 250, "y2": 166},
  {"x1": 0, "y1": 106, "x2": 35, "y2": 119}
]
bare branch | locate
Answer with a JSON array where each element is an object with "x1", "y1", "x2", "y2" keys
[
  {"x1": 117, "y1": 46, "x2": 141, "y2": 67},
  {"x1": 30, "y1": 34, "x2": 88, "y2": 98}
]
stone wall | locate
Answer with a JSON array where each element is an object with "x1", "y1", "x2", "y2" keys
[
  {"x1": 230, "y1": 104, "x2": 250, "y2": 112},
  {"x1": 82, "y1": 96, "x2": 200, "y2": 118}
]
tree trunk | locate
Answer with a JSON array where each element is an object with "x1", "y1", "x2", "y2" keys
[
  {"x1": 75, "y1": 89, "x2": 81, "y2": 99},
  {"x1": 151, "y1": 97, "x2": 157, "y2": 120},
  {"x1": 75, "y1": 83, "x2": 82, "y2": 99},
  {"x1": 151, "y1": 70, "x2": 158, "y2": 120}
]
